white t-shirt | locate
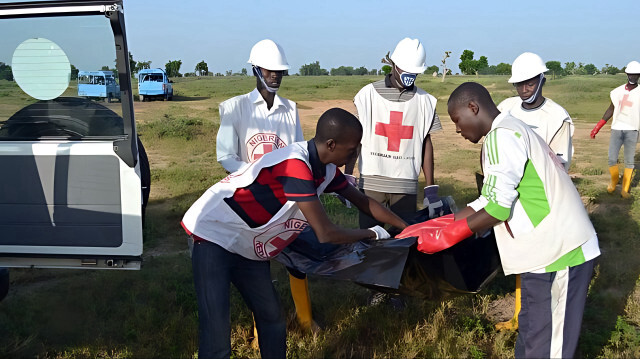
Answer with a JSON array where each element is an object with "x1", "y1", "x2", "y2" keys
[
  {"x1": 610, "y1": 84, "x2": 640, "y2": 131},
  {"x1": 216, "y1": 88, "x2": 304, "y2": 173},
  {"x1": 498, "y1": 97, "x2": 573, "y2": 170}
]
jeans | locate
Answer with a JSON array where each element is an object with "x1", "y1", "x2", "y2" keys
[
  {"x1": 192, "y1": 240, "x2": 286, "y2": 359},
  {"x1": 358, "y1": 189, "x2": 416, "y2": 228},
  {"x1": 608, "y1": 129, "x2": 638, "y2": 168}
]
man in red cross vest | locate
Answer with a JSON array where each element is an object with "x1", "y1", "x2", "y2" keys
[
  {"x1": 345, "y1": 38, "x2": 442, "y2": 306},
  {"x1": 346, "y1": 37, "x2": 442, "y2": 230},
  {"x1": 591, "y1": 60, "x2": 640, "y2": 198}
]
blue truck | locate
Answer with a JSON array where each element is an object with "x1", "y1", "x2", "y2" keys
[
  {"x1": 77, "y1": 70, "x2": 121, "y2": 102},
  {"x1": 138, "y1": 68, "x2": 173, "y2": 101}
]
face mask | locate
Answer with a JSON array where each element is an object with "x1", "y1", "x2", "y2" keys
[
  {"x1": 523, "y1": 73, "x2": 545, "y2": 104},
  {"x1": 253, "y1": 66, "x2": 279, "y2": 93},
  {"x1": 399, "y1": 72, "x2": 417, "y2": 88}
]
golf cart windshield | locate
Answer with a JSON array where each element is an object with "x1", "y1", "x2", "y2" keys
[{"x1": 0, "y1": 12, "x2": 125, "y2": 140}]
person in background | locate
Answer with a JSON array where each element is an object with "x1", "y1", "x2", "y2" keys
[
  {"x1": 495, "y1": 51, "x2": 575, "y2": 331},
  {"x1": 215, "y1": 39, "x2": 317, "y2": 333},
  {"x1": 590, "y1": 60, "x2": 640, "y2": 198}
]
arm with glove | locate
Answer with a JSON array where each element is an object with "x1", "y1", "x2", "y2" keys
[
  {"x1": 400, "y1": 127, "x2": 525, "y2": 253},
  {"x1": 591, "y1": 103, "x2": 614, "y2": 139},
  {"x1": 396, "y1": 208, "x2": 500, "y2": 253}
]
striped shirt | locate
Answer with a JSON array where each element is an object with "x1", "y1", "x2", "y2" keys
[{"x1": 224, "y1": 140, "x2": 347, "y2": 228}]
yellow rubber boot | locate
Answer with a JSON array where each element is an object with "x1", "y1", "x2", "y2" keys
[
  {"x1": 495, "y1": 274, "x2": 521, "y2": 331},
  {"x1": 251, "y1": 316, "x2": 259, "y2": 349},
  {"x1": 289, "y1": 274, "x2": 319, "y2": 332},
  {"x1": 621, "y1": 168, "x2": 634, "y2": 198},
  {"x1": 608, "y1": 165, "x2": 620, "y2": 193}
]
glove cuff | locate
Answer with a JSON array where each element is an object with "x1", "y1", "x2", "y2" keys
[
  {"x1": 448, "y1": 218, "x2": 473, "y2": 242},
  {"x1": 594, "y1": 119, "x2": 607, "y2": 131}
]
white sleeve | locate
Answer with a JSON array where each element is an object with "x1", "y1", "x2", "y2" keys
[
  {"x1": 479, "y1": 128, "x2": 528, "y2": 221},
  {"x1": 549, "y1": 120, "x2": 573, "y2": 172},
  {"x1": 468, "y1": 196, "x2": 489, "y2": 212},
  {"x1": 294, "y1": 106, "x2": 304, "y2": 141},
  {"x1": 216, "y1": 101, "x2": 245, "y2": 173}
]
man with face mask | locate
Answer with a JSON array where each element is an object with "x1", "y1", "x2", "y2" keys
[
  {"x1": 498, "y1": 52, "x2": 574, "y2": 172},
  {"x1": 495, "y1": 52, "x2": 575, "y2": 331},
  {"x1": 346, "y1": 37, "x2": 442, "y2": 230},
  {"x1": 215, "y1": 40, "x2": 317, "y2": 334},
  {"x1": 591, "y1": 61, "x2": 640, "y2": 198}
]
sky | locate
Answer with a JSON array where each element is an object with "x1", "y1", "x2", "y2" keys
[
  {"x1": 122, "y1": 0, "x2": 640, "y2": 75},
  {"x1": 0, "y1": 0, "x2": 638, "y2": 75}
]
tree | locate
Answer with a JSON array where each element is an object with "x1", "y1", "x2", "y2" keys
[
  {"x1": 225, "y1": 70, "x2": 232, "y2": 76},
  {"x1": 353, "y1": 66, "x2": 368, "y2": 75},
  {"x1": 478, "y1": 56, "x2": 489, "y2": 71},
  {"x1": 165, "y1": 60, "x2": 182, "y2": 78},
  {"x1": 546, "y1": 61, "x2": 563, "y2": 79},
  {"x1": 495, "y1": 62, "x2": 512, "y2": 75},
  {"x1": 564, "y1": 62, "x2": 576, "y2": 75},
  {"x1": 425, "y1": 65, "x2": 439, "y2": 75},
  {"x1": 241, "y1": 68, "x2": 248, "y2": 76},
  {"x1": 458, "y1": 50, "x2": 488, "y2": 75},
  {"x1": 194, "y1": 61, "x2": 208, "y2": 76},
  {"x1": 458, "y1": 50, "x2": 476, "y2": 75},
  {"x1": 601, "y1": 64, "x2": 620, "y2": 75},
  {"x1": 441, "y1": 51, "x2": 451, "y2": 82},
  {"x1": 0, "y1": 62, "x2": 12, "y2": 81},
  {"x1": 135, "y1": 60, "x2": 151, "y2": 74},
  {"x1": 381, "y1": 65, "x2": 392, "y2": 75},
  {"x1": 330, "y1": 66, "x2": 355, "y2": 76},
  {"x1": 584, "y1": 63, "x2": 597, "y2": 75},
  {"x1": 299, "y1": 61, "x2": 328, "y2": 76}
]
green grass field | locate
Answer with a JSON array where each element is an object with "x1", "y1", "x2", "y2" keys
[{"x1": 2, "y1": 74, "x2": 640, "y2": 358}]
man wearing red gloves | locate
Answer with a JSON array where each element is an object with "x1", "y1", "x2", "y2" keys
[
  {"x1": 400, "y1": 82, "x2": 600, "y2": 358},
  {"x1": 590, "y1": 61, "x2": 640, "y2": 198}
]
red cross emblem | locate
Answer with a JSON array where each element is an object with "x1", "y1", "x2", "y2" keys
[
  {"x1": 375, "y1": 111, "x2": 414, "y2": 152},
  {"x1": 253, "y1": 143, "x2": 273, "y2": 160},
  {"x1": 620, "y1": 94, "x2": 634, "y2": 112}
]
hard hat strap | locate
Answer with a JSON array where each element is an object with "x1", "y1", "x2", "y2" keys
[
  {"x1": 523, "y1": 73, "x2": 545, "y2": 104},
  {"x1": 253, "y1": 66, "x2": 279, "y2": 93}
]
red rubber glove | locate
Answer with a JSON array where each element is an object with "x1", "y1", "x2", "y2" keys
[
  {"x1": 590, "y1": 119, "x2": 607, "y2": 139},
  {"x1": 396, "y1": 214, "x2": 473, "y2": 254}
]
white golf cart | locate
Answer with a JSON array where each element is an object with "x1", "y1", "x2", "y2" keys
[{"x1": 0, "y1": 0, "x2": 148, "y2": 294}]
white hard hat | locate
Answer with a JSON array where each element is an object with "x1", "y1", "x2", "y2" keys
[
  {"x1": 625, "y1": 61, "x2": 640, "y2": 74},
  {"x1": 247, "y1": 39, "x2": 289, "y2": 71},
  {"x1": 508, "y1": 52, "x2": 549, "y2": 83},
  {"x1": 390, "y1": 38, "x2": 426, "y2": 74}
]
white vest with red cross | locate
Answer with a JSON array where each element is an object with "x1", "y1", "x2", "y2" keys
[
  {"x1": 182, "y1": 141, "x2": 336, "y2": 261},
  {"x1": 354, "y1": 84, "x2": 436, "y2": 180},
  {"x1": 610, "y1": 84, "x2": 640, "y2": 131}
]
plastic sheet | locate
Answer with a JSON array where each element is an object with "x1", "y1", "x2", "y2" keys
[{"x1": 275, "y1": 206, "x2": 501, "y2": 301}]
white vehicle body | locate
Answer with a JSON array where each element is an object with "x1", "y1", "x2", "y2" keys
[{"x1": 0, "y1": 0, "x2": 145, "y2": 270}]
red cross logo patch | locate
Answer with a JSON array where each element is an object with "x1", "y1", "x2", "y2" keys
[
  {"x1": 375, "y1": 111, "x2": 414, "y2": 152},
  {"x1": 619, "y1": 94, "x2": 634, "y2": 113},
  {"x1": 247, "y1": 133, "x2": 287, "y2": 162},
  {"x1": 253, "y1": 218, "x2": 309, "y2": 259}
]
